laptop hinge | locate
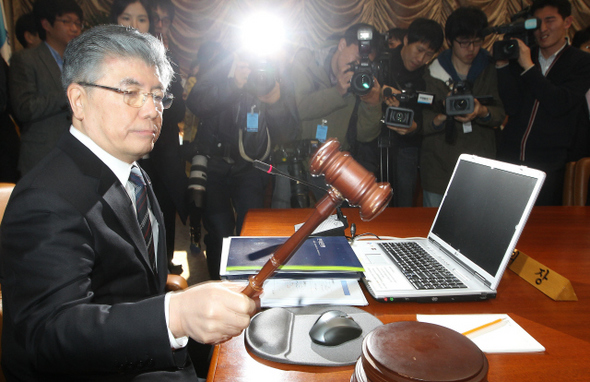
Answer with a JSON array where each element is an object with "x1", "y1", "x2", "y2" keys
[
  {"x1": 430, "y1": 238, "x2": 492, "y2": 288},
  {"x1": 474, "y1": 272, "x2": 491, "y2": 288}
]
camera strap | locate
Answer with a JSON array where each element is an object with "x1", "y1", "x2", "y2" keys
[
  {"x1": 238, "y1": 127, "x2": 271, "y2": 163},
  {"x1": 345, "y1": 96, "x2": 362, "y2": 153}
]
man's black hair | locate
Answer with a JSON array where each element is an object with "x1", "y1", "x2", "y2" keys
[
  {"x1": 445, "y1": 6, "x2": 488, "y2": 43},
  {"x1": 342, "y1": 23, "x2": 381, "y2": 52},
  {"x1": 15, "y1": 12, "x2": 38, "y2": 48},
  {"x1": 152, "y1": 0, "x2": 175, "y2": 21},
  {"x1": 572, "y1": 26, "x2": 590, "y2": 48},
  {"x1": 406, "y1": 18, "x2": 444, "y2": 52},
  {"x1": 530, "y1": 0, "x2": 572, "y2": 19},
  {"x1": 33, "y1": 0, "x2": 83, "y2": 41},
  {"x1": 387, "y1": 28, "x2": 407, "y2": 42}
]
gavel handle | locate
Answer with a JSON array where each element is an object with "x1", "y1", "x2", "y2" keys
[{"x1": 242, "y1": 189, "x2": 344, "y2": 298}]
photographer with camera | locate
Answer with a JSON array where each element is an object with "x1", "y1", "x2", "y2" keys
[
  {"x1": 381, "y1": 18, "x2": 443, "y2": 207},
  {"x1": 290, "y1": 23, "x2": 383, "y2": 198},
  {"x1": 421, "y1": 7, "x2": 505, "y2": 207},
  {"x1": 185, "y1": 46, "x2": 298, "y2": 280},
  {"x1": 495, "y1": 0, "x2": 590, "y2": 206}
]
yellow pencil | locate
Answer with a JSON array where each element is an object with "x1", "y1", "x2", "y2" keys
[{"x1": 462, "y1": 318, "x2": 505, "y2": 336}]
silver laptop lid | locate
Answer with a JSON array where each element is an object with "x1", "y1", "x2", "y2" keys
[{"x1": 427, "y1": 154, "x2": 545, "y2": 290}]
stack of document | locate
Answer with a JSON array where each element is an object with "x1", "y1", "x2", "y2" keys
[
  {"x1": 258, "y1": 279, "x2": 368, "y2": 307},
  {"x1": 220, "y1": 236, "x2": 364, "y2": 280}
]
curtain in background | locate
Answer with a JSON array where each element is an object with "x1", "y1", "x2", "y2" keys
[{"x1": 8, "y1": 0, "x2": 590, "y2": 75}]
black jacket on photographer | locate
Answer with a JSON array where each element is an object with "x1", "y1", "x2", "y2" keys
[
  {"x1": 184, "y1": 51, "x2": 298, "y2": 279},
  {"x1": 185, "y1": 69, "x2": 296, "y2": 169},
  {"x1": 383, "y1": 45, "x2": 427, "y2": 149}
]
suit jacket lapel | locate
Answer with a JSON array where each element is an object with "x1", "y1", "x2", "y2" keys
[{"x1": 58, "y1": 133, "x2": 162, "y2": 285}]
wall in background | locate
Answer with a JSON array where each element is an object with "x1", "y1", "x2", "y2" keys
[{"x1": 7, "y1": 0, "x2": 590, "y2": 76}]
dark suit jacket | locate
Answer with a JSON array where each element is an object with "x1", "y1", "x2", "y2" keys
[
  {"x1": 8, "y1": 42, "x2": 71, "y2": 175},
  {"x1": 0, "y1": 132, "x2": 196, "y2": 381}
]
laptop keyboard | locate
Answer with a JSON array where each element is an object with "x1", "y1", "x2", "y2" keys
[{"x1": 379, "y1": 242, "x2": 467, "y2": 290}]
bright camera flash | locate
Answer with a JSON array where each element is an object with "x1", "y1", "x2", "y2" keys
[{"x1": 241, "y1": 12, "x2": 285, "y2": 57}]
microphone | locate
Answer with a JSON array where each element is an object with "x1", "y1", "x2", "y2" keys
[
  {"x1": 383, "y1": 87, "x2": 393, "y2": 98},
  {"x1": 253, "y1": 160, "x2": 328, "y2": 192},
  {"x1": 254, "y1": 159, "x2": 348, "y2": 236}
]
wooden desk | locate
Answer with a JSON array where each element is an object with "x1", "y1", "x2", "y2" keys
[{"x1": 207, "y1": 207, "x2": 590, "y2": 381}]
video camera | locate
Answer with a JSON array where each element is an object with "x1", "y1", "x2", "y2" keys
[
  {"x1": 446, "y1": 81, "x2": 474, "y2": 116},
  {"x1": 484, "y1": 7, "x2": 539, "y2": 61},
  {"x1": 383, "y1": 89, "x2": 435, "y2": 129},
  {"x1": 349, "y1": 27, "x2": 380, "y2": 96}
]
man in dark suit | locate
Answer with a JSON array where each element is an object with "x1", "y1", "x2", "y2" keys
[
  {"x1": 9, "y1": 0, "x2": 82, "y2": 176},
  {"x1": 496, "y1": 0, "x2": 590, "y2": 205},
  {"x1": 0, "y1": 25, "x2": 256, "y2": 381}
]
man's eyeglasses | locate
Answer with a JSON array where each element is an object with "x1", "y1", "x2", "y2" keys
[
  {"x1": 55, "y1": 18, "x2": 83, "y2": 30},
  {"x1": 455, "y1": 39, "x2": 484, "y2": 49},
  {"x1": 153, "y1": 16, "x2": 172, "y2": 27},
  {"x1": 78, "y1": 82, "x2": 173, "y2": 110}
]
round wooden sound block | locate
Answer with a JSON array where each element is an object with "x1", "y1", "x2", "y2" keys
[{"x1": 351, "y1": 321, "x2": 489, "y2": 382}]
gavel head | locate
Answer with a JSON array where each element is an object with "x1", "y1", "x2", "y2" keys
[{"x1": 309, "y1": 139, "x2": 392, "y2": 221}]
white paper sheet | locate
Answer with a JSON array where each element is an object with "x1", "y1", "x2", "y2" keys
[{"x1": 417, "y1": 314, "x2": 545, "y2": 353}]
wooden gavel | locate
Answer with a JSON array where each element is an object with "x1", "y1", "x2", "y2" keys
[{"x1": 242, "y1": 138, "x2": 392, "y2": 298}]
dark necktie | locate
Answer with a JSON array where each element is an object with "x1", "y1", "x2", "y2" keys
[{"x1": 129, "y1": 166, "x2": 156, "y2": 272}]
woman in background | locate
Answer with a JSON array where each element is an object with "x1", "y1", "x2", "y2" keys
[{"x1": 110, "y1": 0, "x2": 152, "y2": 33}]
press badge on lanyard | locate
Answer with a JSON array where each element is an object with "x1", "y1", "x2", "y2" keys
[
  {"x1": 462, "y1": 121, "x2": 472, "y2": 134},
  {"x1": 247, "y1": 105, "x2": 259, "y2": 132},
  {"x1": 316, "y1": 119, "x2": 328, "y2": 142}
]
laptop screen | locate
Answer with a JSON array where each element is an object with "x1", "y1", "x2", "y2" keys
[{"x1": 430, "y1": 158, "x2": 539, "y2": 277}]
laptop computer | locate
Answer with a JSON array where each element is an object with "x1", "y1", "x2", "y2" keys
[{"x1": 351, "y1": 154, "x2": 545, "y2": 302}]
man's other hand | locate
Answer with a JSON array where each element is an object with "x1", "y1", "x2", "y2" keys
[
  {"x1": 336, "y1": 62, "x2": 354, "y2": 95},
  {"x1": 258, "y1": 82, "x2": 281, "y2": 104},
  {"x1": 360, "y1": 77, "x2": 382, "y2": 106},
  {"x1": 515, "y1": 38, "x2": 534, "y2": 71},
  {"x1": 382, "y1": 85, "x2": 401, "y2": 107},
  {"x1": 168, "y1": 281, "x2": 257, "y2": 344},
  {"x1": 454, "y1": 98, "x2": 488, "y2": 123}
]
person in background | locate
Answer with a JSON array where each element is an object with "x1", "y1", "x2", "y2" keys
[
  {"x1": 381, "y1": 19, "x2": 444, "y2": 207},
  {"x1": 496, "y1": 0, "x2": 590, "y2": 205},
  {"x1": 110, "y1": 0, "x2": 151, "y2": 33},
  {"x1": 571, "y1": 26, "x2": 590, "y2": 121},
  {"x1": 290, "y1": 23, "x2": 383, "y2": 200},
  {"x1": 0, "y1": 59, "x2": 20, "y2": 183},
  {"x1": 0, "y1": 25, "x2": 257, "y2": 381},
  {"x1": 421, "y1": 7, "x2": 505, "y2": 207},
  {"x1": 572, "y1": 26, "x2": 590, "y2": 53},
  {"x1": 146, "y1": 0, "x2": 189, "y2": 275},
  {"x1": 185, "y1": 40, "x2": 298, "y2": 281},
  {"x1": 15, "y1": 12, "x2": 42, "y2": 49},
  {"x1": 386, "y1": 27, "x2": 407, "y2": 49},
  {"x1": 9, "y1": 0, "x2": 83, "y2": 176},
  {"x1": 151, "y1": 0, "x2": 174, "y2": 48}
]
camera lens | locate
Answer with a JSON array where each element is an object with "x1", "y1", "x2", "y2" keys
[
  {"x1": 504, "y1": 42, "x2": 516, "y2": 54},
  {"x1": 394, "y1": 112, "x2": 406, "y2": 122},
  {"x1": 453, "y1": 99, "x2": 468, "y2": 111},
  {"x1": 355, "y1": 73, "x2": 372, "y2": 90}
]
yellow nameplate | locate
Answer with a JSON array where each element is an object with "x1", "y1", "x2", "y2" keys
[{"x1": 509, "y1": 249, "x2": 577, "y2": 301}]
